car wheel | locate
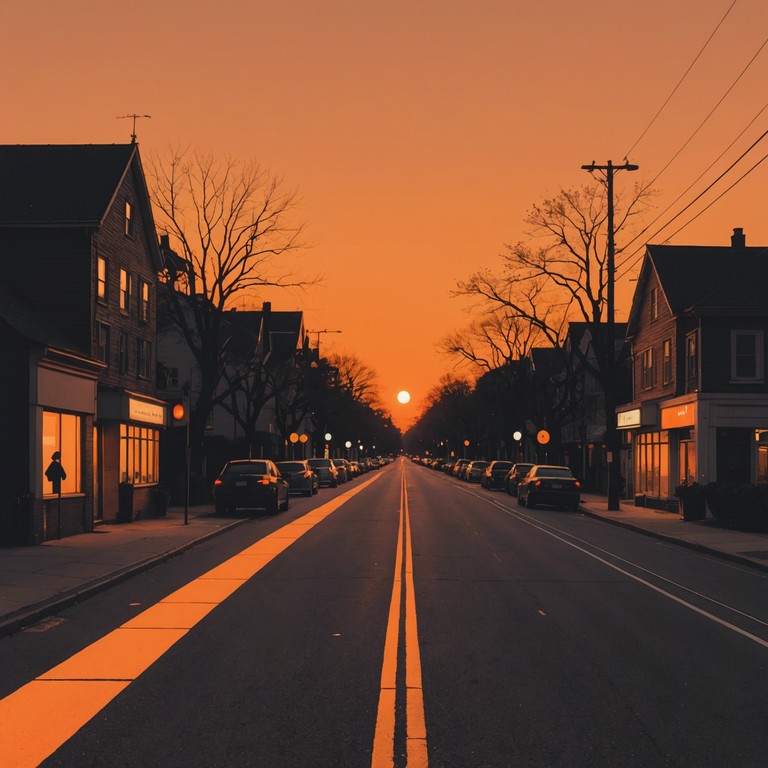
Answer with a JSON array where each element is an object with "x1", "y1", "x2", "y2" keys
[
  {"x1": 270, "y1": 493, "x2": 280, "y2": 514},
  {"x1": 527, "y1": 495, "x2": 537, "y2": 509},
  {"x1": 517, "y1": 493, "x2": 525, "y2": 506},
  {"x1": 281, "y1": 494, "x2": 290, "y2": 512},
  {"x1": 331, "y1": 480, "x2": 338, "y2": 488}
]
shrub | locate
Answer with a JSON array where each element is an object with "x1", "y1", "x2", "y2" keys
[{"x1": 704, "y1": 482, "x2": 768, "y2": 532}]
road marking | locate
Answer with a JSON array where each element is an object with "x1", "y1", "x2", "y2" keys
[
  {"x1": 464, "y1": 487, "x2": 768, "y2": 651},
  {"x1": 0, "y1": 475, "x2": 382, "y2": 768},
  {"x1": 372, "y1": 462, "x2": 428, "y2": 767}
]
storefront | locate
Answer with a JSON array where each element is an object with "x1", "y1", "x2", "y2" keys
[{"x1": 97, "y1": 390, "x2": 168, "y2": 522}]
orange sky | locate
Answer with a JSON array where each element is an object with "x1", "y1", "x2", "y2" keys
[{"x1": 3, "y1": 1, "x2": 768, "y2": 430}]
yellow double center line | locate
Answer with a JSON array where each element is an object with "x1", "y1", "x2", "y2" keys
[{"x1": 372, "y1": 463, "x2": 428, "y2": 767}]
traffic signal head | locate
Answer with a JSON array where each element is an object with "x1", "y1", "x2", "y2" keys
[{"x1": 170, "y1": 399, "x2": 188, "y2": 426}]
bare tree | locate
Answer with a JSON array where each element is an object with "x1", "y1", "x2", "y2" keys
[
  {"x1": 148, "y1": 148, "x2": 311, "y2": 470},
  {"x1": 451, "y1": 178, "x2": 655, "y2": 494}
]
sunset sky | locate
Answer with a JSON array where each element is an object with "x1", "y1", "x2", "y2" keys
[{"x1": 3, "y1": 1, "x2": 768, "y2": 430}]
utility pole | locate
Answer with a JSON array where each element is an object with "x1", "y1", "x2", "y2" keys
[
  {"x1": 307, "y1": 329, "x2": 342, "y2": 362},
  {"x1": 581, "y1": 159, "x2": 638, "y2": 511}
]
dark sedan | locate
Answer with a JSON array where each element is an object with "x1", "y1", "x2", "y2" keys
[
  {"x1": 517, "y1": 465, "x2": 581, "y2": 511},
  {"x1": 480, "y1": 460, "x2": 513, "y2": 489},
  {"x1": 307, "y1": 458, "x2": 339, "y2": 487},
  {"x1": 504, "y1": 462, "x2": 535, "y2": 496},
  {"x1": 213, "y1": 459, "x2": 290, "y2": 515},
  {"x1": 275, "y1": 460, "x2": 319, "y2": 497}
]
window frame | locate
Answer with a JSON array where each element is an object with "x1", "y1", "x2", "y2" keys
[
  {"x1": 731, "y1": 329, "x2": 764, "y2": 382},
  {"x1": 685, "y1": 331, "x2": 698, "y2": 383},
  {"x1": 136, "y1": 338, "x2": 152, "y2": 379},
  {"x1": 640, "y1": 347, "x2": 654, "y2": 390},
  {"x1": 125, "y1": 200, "x2": 134, "y2": 238},
  {"x1": 97, "y1": 322, "x2": 111, "y2": 366},
  {"x1": 139, "y1": 279, "x2": 150, "y2": 323},
  {"x1": 662, "y1": 338, "x2": 672, "y2": 385},
  {"x1": 119, "y1": 268, "x2": 131, "y2": 313},
  {"x1": 97, "y1": 256, "x2": 108, "y2": 303},
  {"x1": 42, "y1": 410, "x2": 82, "y2": 496}
]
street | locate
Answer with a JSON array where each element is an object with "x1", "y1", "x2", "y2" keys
[{"x1": 2, "y1": 458, "x2": 768, "y2": 767}]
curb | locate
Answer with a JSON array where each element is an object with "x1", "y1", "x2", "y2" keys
[
  {"x1": 577, "y1": 505, "x2": 768, "y2": 575},
  {"x1": 0, "y1": 517, "x2": 248, "y2": 640}
]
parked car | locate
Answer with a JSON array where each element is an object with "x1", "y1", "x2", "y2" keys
[
  {"x1": 481, "y1": 460, "x2": 513, "y2": 489},
  {"x1": 465, "y1": 460, "x2": 490, "y2": 483},
  {"x1": 504, "y1": 463, "x2": 535, "y2": 496},
  {"x1": 517, "y1": 465, "x2": 581, "y2": 511},
  {"x1": 275, "y1": 460, "x2": 319, "y2": 497},
  {"x1": 452, "y1": 459, "x2": 471, "y2": 478},
  {"x1": 307, "y1": 458, "x2": 339, "y2": 487},
  {"x1": 213, "y1": 459, "x2": 290, "y2": 515},
  {"x1": 332, "y1": 459, "x2": 348, "y2": 483},
  {"x1": 335, "y1": 457, "x2": 355, "y2": 481}
]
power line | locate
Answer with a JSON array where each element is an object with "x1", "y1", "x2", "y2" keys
[{"x1": 624, "y1": 0, "x2": 739, "y2": 159}]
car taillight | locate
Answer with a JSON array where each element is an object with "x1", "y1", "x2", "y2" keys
[
  {"x1": 260, "y1": 477, "x2": 270, "y2": 485},
  {"x1": 214, "y1": 479, "x2": 223, "y2": 486},
  {"x1": 574, "y1": 480, "x2": 581, "y2": 488},
  {"x1": 534, "y1": 480, "x2": 542, "y2": 487}
]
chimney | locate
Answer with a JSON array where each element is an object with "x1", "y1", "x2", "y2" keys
[{"x1": 731, "y1": 227, "x2": 746, "y2": 248}]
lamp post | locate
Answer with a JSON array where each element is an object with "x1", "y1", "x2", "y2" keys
[{"x1": 581, "y1": 159, "x2": 638, "y2": 511}]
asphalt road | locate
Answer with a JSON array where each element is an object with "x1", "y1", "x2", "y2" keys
[{"x1": 2, "y1": 460, "x2": 767, "y2": 767}]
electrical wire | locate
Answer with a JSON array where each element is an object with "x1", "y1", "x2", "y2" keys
[{"x1": 624, "y1": 0, "x2": 739, "y2": 159}]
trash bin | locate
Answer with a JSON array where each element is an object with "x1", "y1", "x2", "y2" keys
[{"x1": 118, "y1": 482, "x2": 134, "y2": 523}]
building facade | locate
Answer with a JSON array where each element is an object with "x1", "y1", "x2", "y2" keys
[{"x1": 619, "y1": 228, "x2": 768, "y2": 508}]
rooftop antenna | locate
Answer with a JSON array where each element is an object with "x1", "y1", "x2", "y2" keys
[{"x1": 117, "y1": 114, "x2": 151, "y2": 143}]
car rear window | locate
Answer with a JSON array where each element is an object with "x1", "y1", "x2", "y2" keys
[
  {"x1": 537, "y1": 467, "x2": 574, "y2": 478},
  {"x1": 225, "y1": 462, "x2": 269, "y2": 475},
  {"x1": 308, "y1": 459, "x2": 331, "y2": 468},
  {"x1": 277, "y1": 462, "x2": 305, "y2": 471}
]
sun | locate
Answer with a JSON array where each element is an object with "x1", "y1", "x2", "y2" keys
[{"x1": 397, "y1": 390, "x2": 411, "y2": 404}]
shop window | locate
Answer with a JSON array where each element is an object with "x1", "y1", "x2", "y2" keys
[
  {"x1": 634, "y1": 431, "x2": 669, "y2": 497},
  {"x1": 42, "y1": 411, "x2": 81, "y2": 495},
  {"x1": 731, "y1": 330, "x2": 763, "y2": 381},
  {"x1": 120, "y1": 424, "x2": 159, "y2": 485}
]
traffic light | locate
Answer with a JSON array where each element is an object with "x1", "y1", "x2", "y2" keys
[{"x1": 170, "y1": 399, "x2": 188, "y2": 427}]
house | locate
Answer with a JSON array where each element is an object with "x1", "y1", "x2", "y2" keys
[
  {"x1": 618, "y1": 228, "x2": 768, "y2": 509},
  {"x1": 0, "y1": 144, "x2": 166, "y2": 542}
]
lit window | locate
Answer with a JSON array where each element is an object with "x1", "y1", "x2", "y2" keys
[
  {"x1": 125, "y1": 201, "x2": 134, "y2": 237},
  {"x1": 732, "y1": 330, "x2": 763, "y2": 381},
  {"x1": 42, "y1": 411, "x2": 81, "y2": 495},
  {"x1": 119, "y1": 424, "x2": 159, "y2": 485},
  {"x1": 120, "y1": 269, "x2": 131, "y2": 312},
  {"x1": 139, "y1": 280, "x2": 150, "y2": 322},
  {"x1": 97, "y1": 256, "x2": 107, "y2": 302}
]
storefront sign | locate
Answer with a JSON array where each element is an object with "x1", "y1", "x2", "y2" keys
[
  {"x1": 128, "y1": 398, "x2": 165, "y2": 425},
  {"x1": 660, "y1": 402, "x2": 696, "y2": 429},
  {"x1": 617, "y1": 409, "x2": 641, "y2": 428}
]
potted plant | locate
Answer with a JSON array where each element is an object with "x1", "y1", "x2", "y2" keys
[{"x1": 675, "y1": 481, "x2": 706, "y2": 521}]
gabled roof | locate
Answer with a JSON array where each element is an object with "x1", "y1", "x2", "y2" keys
[
  {"x1": 0, "y1": 144, "x2": 138, "y2": 226},
  {"x1": 627, "y1": 238, "x2": 768, "y2": 336}
]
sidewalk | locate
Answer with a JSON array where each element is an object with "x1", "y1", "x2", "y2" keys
[
  {"x1": 0, "y1": 505, "x2": 247, "y2": 639},
  {"x1": 1, "y1": 495, "x2": 767, "y2": 640}
]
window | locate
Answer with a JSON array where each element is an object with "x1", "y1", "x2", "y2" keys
[
  {"x1": 97, "y1": 323, "x2": 111, "y2": 365},
  {"x1": 650, "y1": 287, "x2": 659, "y2": 321},
  {"x1": 125, "y1": 200, "x2": 134, "y2": 237},
  {"x1": 136, "y1": 338, "x2": 151, "y2": 379},
  {"x1": 139, "y1": 280, "x2": 150, "y2": 322},
  {"x1": 732, "y1": 330, "x2": 764, "y2": 381},
  {"x1": 120, "y1": 425, "x2": 159, "y2": 485},
  {"x1": 686, "y1": 332, "x2": 698, "y2": 382},
  {"x1": 97, "y1": 256, "x2": 107, "y2": 302},
  {"x1": 119, "y1": 269, "x2": 131, "y2": 313},
  {"x1": 662, "y1": 338, "x2": 672, "y2": 385},
  {"x1": 119, "y1": 332, "x2": 130, "y2": 375},
  {"x1": 42, "y1": 411, "x2": 81, "y2": 495},
  {"x1": 640, "y1": 347, "x2": 654, "y2": 389}
]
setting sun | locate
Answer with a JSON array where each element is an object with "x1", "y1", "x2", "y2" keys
[{"x1": 397, "y1": 390, "x2": 411, "y2": 404}]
